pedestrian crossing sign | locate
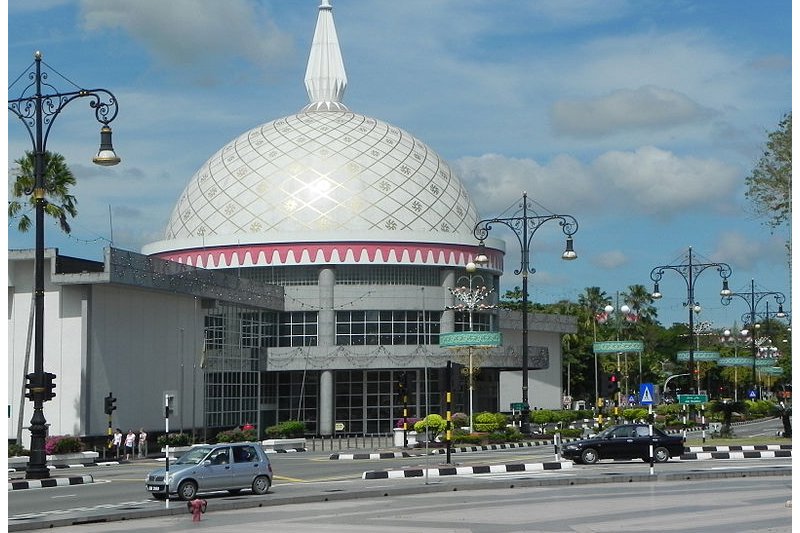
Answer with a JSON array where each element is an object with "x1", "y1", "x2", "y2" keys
[{"x1": 640, "y1": 383, "x2": 655, "y2": 405}]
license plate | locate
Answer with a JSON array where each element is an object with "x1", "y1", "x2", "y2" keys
[{"x1": 147, "y1": 485, "x2": 162, "y2": 491}]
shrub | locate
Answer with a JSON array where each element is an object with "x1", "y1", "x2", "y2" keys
[
  {"x1": 556, "y1": 428, "x2": 583, "y2": 439},
  {"x1": 530, "y1": 409, "x2": 555, "y2": 425},
  {"x1": 622, "y1": 408, "x2": 648, "y2": 422},
  {"x1": 157, "y1": 433, "x2": 191, "y2": 447},
  {"x1": 264, "y1": 420, "x2": 306, "y2": 438},
  {"x1": 452, "y1": 433, "x2": 482, "y2": 445},
  {"x1": 473, "y1": 411, "x2": 502, "y2": 432},
  {"x1": 8, "y1": 443, "x2": 28, "y2": 457},
  {"x1": 413, "y1": 414, "x2": 447, "y2": 439},
  {"x1": 45, "y1": 435, "x2": 84, "y2": 455},
  {"x1": 215, "y1": 428, "x2": 257, "y2": 443},
  {"x1": 450, "y1": 412, "x2": 469, "y2": 428}
]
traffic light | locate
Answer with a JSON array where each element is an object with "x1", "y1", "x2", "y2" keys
[
  {"x1": 608, "y1": 371, "x2": 620, "y2": 395},
  {"x1": 165, "y1": 394, "x2": 175, "y2": 418},
  {"x1": 24, "y1": 373, "x2": 37, "y2": 401},
  {"x1": 599, "y1": 371, "x2": 610, "y2": 397},
  {"x1": 396, "y1": 371, "x2": 406, "y2": 394},
  {"x1": 43, "y1": 372, "x2": 56, "y2": 401},
  {"x1": 24, "y1": 372, "x2": 56, "y2": 401},
  {"x1": 104, "y1": 393, "x2": 117, "y2": 415}
]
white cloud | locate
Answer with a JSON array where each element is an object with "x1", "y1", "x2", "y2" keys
[
  {"x1": 551, "y1": 85, "x2": 717, "y2": 137},
  {"x1": 592, "y1": 250, "x2": 629, "y2": 270},
  {"x1": 79, "y1": 0, "x2": 295, "y2": 83},
  {"x1": 455, "y1": 146, "x2": 740, "y2": 219},
  {"x1": 592, "y1": 146, "x2": 740, "y2": 215}
]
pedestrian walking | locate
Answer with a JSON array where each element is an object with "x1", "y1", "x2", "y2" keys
[
  {"x1": 112, "y1": 428, "x2": 123, "y2": 459},
  {"x1": 124, "y1": 429, "x2": 136, "y2": 460},
  {"x1": 138, "y1": 428, "x2": 148, "y2": 458}
]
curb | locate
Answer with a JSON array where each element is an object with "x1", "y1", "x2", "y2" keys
[
  {"x1": 7, "y1": 475, "x2": 94, "y2": 491},
  {"x1": 363, "y1": 461, "x2": 572, "y2": 479},
  {"x1": 678, "y1": 450, "x2": 792, "y2": 460},
  {"x1": 330, "y1": 451, "x2": 414, "y2": 460}
]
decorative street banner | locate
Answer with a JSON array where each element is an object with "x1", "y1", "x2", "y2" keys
[
  {"x1": 676, "y1": 351, "x2": 720, "y2": 362},
  {"x1": 439, "y1": 331, "x2": 502, "y2": 348},
  {"x1": 717, "y1": 357, "x2": 781, "y2": 367},
  {"x1": 717, "y1": 357, "x2": 755, "y2": 367},
  {"x1": 592, "y1": 340, "x2": 644, "y2": 354}
]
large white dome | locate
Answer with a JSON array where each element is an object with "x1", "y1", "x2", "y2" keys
[
  {"x1": 161, "y1": 110, "x2": 478, "y2": 242},
  {"x1": 143, "y1": 0, "x2": 503, "y2": 273}
]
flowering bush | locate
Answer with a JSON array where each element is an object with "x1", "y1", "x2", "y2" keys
[
  {"x1": 394, "y1": 417, "x2": 420, "y2": 429},
  {"x1": 45, "y1": 435, "x2": 84, "y2": 455},
  {"x1": 450, "y1": 412, "x2": 469, "y2": 428},
  {"x1": 157, "y1": 433, "x2": 192, "y2": 447},
  {"x1": 216, "y1": 428, "x2": 258, "y2": 443}
]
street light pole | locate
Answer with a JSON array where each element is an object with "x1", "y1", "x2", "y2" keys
[
  {"x1": 721, "y1": 279, "x2": 786, "y2": 398},
  {"x1": 473, "y1": 192, "x2": 578, "y2": 435},
  {"x1": 447, "y1": 262, "x2": 496, "y2": 433},
  {"x1": 649, "y1": 247, "x2": 732, "y2": 395},
  {"x1": 9, "y1": 51, "x2": 120, "y2": 480}
]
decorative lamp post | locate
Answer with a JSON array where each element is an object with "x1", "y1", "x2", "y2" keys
[
  {"x1": 721, "y1": 327, "x2": 749, "y2": 401},
  {"x1": 8, "y1": 51, "x2": 121, "y2": 479},
  {"x1": 473, "y1": 192, "x2": 579, "y2": 434},
  {"x1": 649, "y1": 247, "x2": 732, "y2": 395},
  {"x1": 447, "y1": 261, "x2": 497, "y2": 433},
  {"x1": 721, "y1": 279, "x2": 786, "y2": 398}
]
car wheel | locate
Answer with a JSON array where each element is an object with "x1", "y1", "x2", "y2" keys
[
  {"x1": 252, "y1": 475, "x2": 271, "y2": 495},
  {"x1": 177, "y1": 480, "x2": 198, "y2": 501},
  {"x1": 580, "y1": 448, "x2": 599, "y2": 464},
  {"x1": 653, "y1": 447, "x2": 670, "y2": 463}
]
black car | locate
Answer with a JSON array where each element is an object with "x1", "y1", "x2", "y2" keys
[{"x1": 561, "y1": 424, "x2": 685, "y2": 464}]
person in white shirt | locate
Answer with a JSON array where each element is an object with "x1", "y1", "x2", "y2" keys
[
  {"x1": 138, "y1": 428, "x2": 148, "y2": 458},
  {"x1": 124, "y1": 429, "x2": 136, "y2": 460},
  {"x1": 112, "y1": 428, "x2": 123, "y2": 459}
]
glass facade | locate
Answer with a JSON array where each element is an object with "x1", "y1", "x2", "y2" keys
[{"x1": 335, "y1": 310, "x2": 441, "y2": 345}]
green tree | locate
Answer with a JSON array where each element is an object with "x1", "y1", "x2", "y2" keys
[
  {"x1": 745, "y1": 113, "x2": 791, "y2": 232},
  {"x1": 8, "y1": 150, "x2": 78, "y2": 233}
]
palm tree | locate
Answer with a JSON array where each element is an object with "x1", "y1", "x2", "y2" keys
[
  {"x1": 8, "y1": 150, "x2": 78, "y2": 234},
  {"x1": 621, "y1": 284, "x2": 658, "y2": 323},
  {"x1": 578, "y1": 287, "x2": 611, "y2": 341}
]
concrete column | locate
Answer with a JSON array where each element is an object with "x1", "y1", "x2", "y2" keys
[
  {"x1": 319, "y1": 370, "x2": 334, "y2": 436},
  {"x1": 440, "y1": 268, "x2": 455, "y2": 334},
  {"x1": 318, "y1": 268, "x2": 335, "y2": 345},
  {"x1": 318, "y1": 269, "x2": 335, "y2": 435}
]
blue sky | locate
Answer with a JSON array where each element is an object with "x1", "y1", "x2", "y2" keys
[{"x1": 5, "y1": 0, "x2": 792, "y2": 328}]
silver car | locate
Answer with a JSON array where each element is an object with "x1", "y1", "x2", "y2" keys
[{"x1": 145, "y1": 442, "x2": 273, "y2": 500}]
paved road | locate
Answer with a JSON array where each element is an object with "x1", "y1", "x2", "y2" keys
[{"x1": 27, "y1": 476, "x2": 793, "y2": 533}]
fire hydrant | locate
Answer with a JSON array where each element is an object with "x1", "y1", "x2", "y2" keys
[{"x1": 187, "y1": 498, "x2": 207, "y2": 521}]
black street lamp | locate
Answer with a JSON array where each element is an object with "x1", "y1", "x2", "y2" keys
[
  {"x1": 649, "y1": 247, "x2": 732, "y2": 395},
  {"x1": 473, "y1": 192, "x2": 578, "y2": 435},
  {"x1": 8, "y1": 51, "x2": 121, "y2": 480},
  {"x1": 721, "y1": 279, "x2": 786, "y2": 397}
]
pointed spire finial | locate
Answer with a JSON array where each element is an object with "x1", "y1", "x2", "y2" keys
[{"x1": 303, "y1": 0, "x2": 349, "y2": 112}]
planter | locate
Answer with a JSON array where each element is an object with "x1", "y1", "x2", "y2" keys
[
  {"x1": 8, "y1": 451, "x2": 99, "y2": 470},
  {"x1": 261, "y1": 438, "x2": 306, "y2": 451},
  {"x1": 392, "y1": 428, "x2": 418, "y2": 447}
]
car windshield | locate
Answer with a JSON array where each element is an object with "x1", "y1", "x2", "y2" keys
[{"x1": 174, "y1": 446, "x2": 213, "y2": 465}]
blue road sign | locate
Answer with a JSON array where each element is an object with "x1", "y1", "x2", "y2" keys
[
  {"x1": 640, "y1": 383, "x2": 655, "y2": 405},
  {"x1": 748, "y1": 389, "x2": 757, "y2": 399},
  {"x1": 628, "y1": 394, "x2": 636, "y2": 404}
]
